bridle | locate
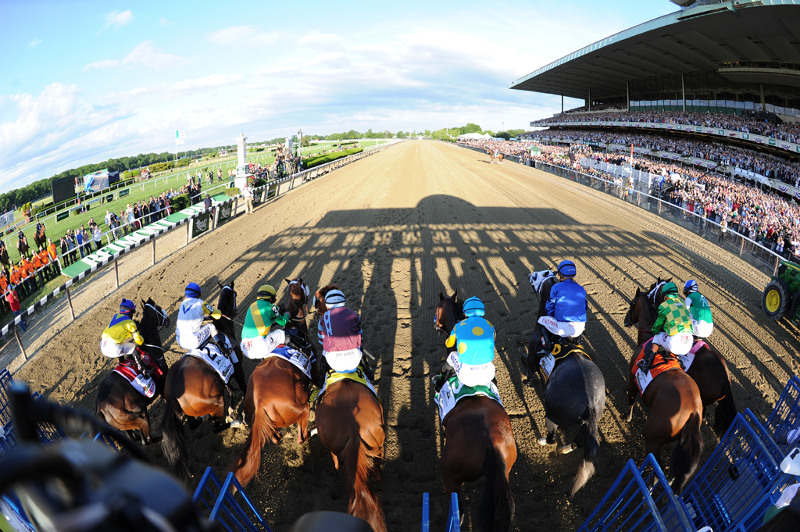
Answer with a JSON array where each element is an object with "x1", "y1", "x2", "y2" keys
[{"x1": 144, "y1": 302, "x2": 170, "y2": 331}]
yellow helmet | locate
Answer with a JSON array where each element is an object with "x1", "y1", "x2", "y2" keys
[{"x1": 257, "y1": 284, "x2": 277, "y2": 302}]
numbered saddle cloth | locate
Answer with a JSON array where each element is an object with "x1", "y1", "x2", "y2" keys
[
  {"x1": 631, "y1": 342, "x2": 682, "y2": 396},
  {"x1": 185, "y1": 344, "x2": 233, "y2": 384},
  {"x1": 265, "y1": 345, "x2": 313, "y2": 379},
  {"x1": 434, "y1": 376, "x2": 502, "y2": 424},
  {"x1": 540, "y1": 342, "x2": 590, "y2": 384},
  {"x1": 318, "y1": 367, "x2": 377, "y2": 401},
  {"x1": 113, "y1": 361, "x2": 156, "y2": 399},
  {"x1": 678, "y1": 339, "x2": 708, "y2": 372}
]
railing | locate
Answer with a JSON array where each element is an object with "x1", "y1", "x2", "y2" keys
[{"x1": 0, "y1": 142, "x2": 396, "y2": 372}]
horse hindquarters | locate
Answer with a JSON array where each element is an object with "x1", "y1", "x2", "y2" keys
[
  {"x1": 671, "y1": 411, "x2": 702, "y2": 493},
  {"x1": 477, "y1": 442, "x2": 514, "y2": 532},
  {"x1": 160, "y1": 391, "x2": 188, "y2": 475}
]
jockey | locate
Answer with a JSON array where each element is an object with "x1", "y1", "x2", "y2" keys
[
  {"x1": 176, "y1": 282, "x2": 225, "y2": 351},
  {"x1": 683, "y1": 280, "x2": 714, "y2": 339},
  {"x1": 315, "y1": 289, "x2": 372, "y2": 388},
  {"x1": 432, "y1": 296, "x2": 496, "y2": 392},
  {"x1": 536, "y1": 260, "x2": 587, "y2": 354},
  {"x1": 639, "y1": 281, "x2": 693, "y2": 372},
  {"x1": 240, "y1": 284, "x2": 291, "y2": 359},
  {"x1": 100, "y1": 299, "x2": 148, "y2": 375}
]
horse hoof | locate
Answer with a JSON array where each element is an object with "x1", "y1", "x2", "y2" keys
[
  {"x1": 559, "y1": 443, "x2": 577, "y2": 454},
  {"x1": 230, "y1": 419, "x2": 244, "y2": 430},
  {"x1": 538, "y1": 437, "x2": 550, "y2": 446}
]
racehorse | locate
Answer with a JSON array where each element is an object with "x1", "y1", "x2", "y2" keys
[
  {"x1": 96, "y1": 297, "x2": 170, "y2": 445},
  {"x1": 488, "y1": 149, "x2": 504, "y2": 164},
  {"x1": 623, "y1": 280, "x2": 704, "y2": 493},
  {"x1": 228, "y1": 280, "x2": 316, "y2": 487},
  {"x1": 624, "y1": 279, "x2": 736, "y2": 437},
  {"x1": 313, "y1": 284, "x2": 386, "y2": 532},
  {"x1": 522, "y1": 273, "x2": 606, "y2": 497},
  {"x1": 434, "y1": 292, "x2": 516, "y2": 531},
  {"x1": 34, "y1": 226, "x2": 47, "y2": 251},
  {"x1": 161, "y1": 281, "x2": 243, "y2": 476}
]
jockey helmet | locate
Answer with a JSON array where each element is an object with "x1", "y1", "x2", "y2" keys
[
  {"x1": 557, "y1": 259, "x2": 577, "y2": 277},
  {"x1": 257, "y1": 284, "x2": 277, "y2": 302},
  {"x1": 324, "y1": 289, "x2": 346, "y2": 308},
  {"x1": 661, "y1": 282, "x2": 679, "y2": 297},
  {"x1": 462, "y1": 296, "x2": 485, "y2": 317},
  {"x1": 119, "y1": 299, "x2": 136, "y2": 315},
  {"x1": 683, "y1": 280, "x2": 698, "y2": 295},
  {"x1": 185, "y1": 282, "x2": 202, "y2": 298}
]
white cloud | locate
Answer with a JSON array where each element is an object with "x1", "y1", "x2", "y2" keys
[
  {"x1": 28, "y1": 38, "x2": 42, "y2": 48},
  {"x1": 207, "y1": 25, "x2": 280, "y2": 48},
  {"x1": 83, "y1": 41, "x2": 188, "y2": 71},
  {"x1": 171, "y1": 74, "x2": 244, "y2": 91},
  {"x1": 104, "y1": 10, "x2": 133, "y2": 30},
  {"x1": 160, "y1": 18, "x2": 170, "y2": 27}
]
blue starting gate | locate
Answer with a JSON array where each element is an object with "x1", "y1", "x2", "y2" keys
[
  {"x1": 193, "y1": 466, "x2": 273, "y2": 531},
  {"x1": 765, "y1": 375, "x2": 800, "y2": 455},
  {"x1": 420, "y1": 492, "x2": 460, "y2": 532},
  {"x1": 578, "y1": 453, "x2": 693, "y2": 531}
]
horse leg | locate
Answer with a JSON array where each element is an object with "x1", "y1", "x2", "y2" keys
[
  {"x1": 296, "y1": 407, "x2": 310, "y2": 444},
  {"x1": 626, "y1": 375, "x2": 638, "y2": 422},
  {"x1": 538, "y1": 418, "x2": 557, "y2": 445}
]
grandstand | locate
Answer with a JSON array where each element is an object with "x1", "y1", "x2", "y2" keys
[{"x1": 510, "y1": 0, "x2": 800, "y2": 199}]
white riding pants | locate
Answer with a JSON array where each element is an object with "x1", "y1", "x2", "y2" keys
[
  {"x1": 177, "y1": 323, "x2": 217, "y2": 351},
  {"x1": 538, "y1": 316, "x2": 585, "y2": 338},
  {"x1": 100, "y1": 338, "x2": 136, "y2": 359},
  {"x1": 691, "y1": 319, "x2": 714, "y2": 339},
  {"x1": 652, "y1": 331, "x2": 693, "y2": 355},
  {"x1": 241, "y1": 330, "x2": 286, "y2": 360}
]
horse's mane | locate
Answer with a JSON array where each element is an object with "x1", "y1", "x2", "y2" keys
[{"x1": 217, "y1": 280, "x2": 237, "y2": 316}]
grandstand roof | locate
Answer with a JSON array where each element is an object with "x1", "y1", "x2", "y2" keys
[{"x1": 510, "y1": 0, "x2": 800, "y2": 99}]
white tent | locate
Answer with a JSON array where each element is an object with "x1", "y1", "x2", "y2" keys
[{"x1": 457, "y1": 132, "x2": 491, "y2": 140}]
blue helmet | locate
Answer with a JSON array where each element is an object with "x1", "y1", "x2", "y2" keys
[
  {"x1": 462, "y1": 296, "x2": 485, "y2": 317},
  {"x1": 119, "y1": 298, "x2": 136, "y2": 314},
  {"x1": 185, "y1": 282, "x2": 201, "y2": 298},
  {"x1": 557, "y1": 259, "x2": 577, "y2": 277},
  {"x1": 683, "y1": 279, "x2": 698, "y2": 295}
]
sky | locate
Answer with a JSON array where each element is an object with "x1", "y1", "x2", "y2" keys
[{"x1": 0, "y1": 0, "x2": 677, "y2": 195}]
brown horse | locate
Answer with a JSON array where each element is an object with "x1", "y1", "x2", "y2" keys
[
  {"x1": 282, "y1": 277, "x2": 311, "y2": 338},
  {"x1": 228, "y1": 280, "x2": 316, "y2": 487},
  {"x1": 434, "y1": 292, "x2": 516, "y2": 531},
  {"x1": 488, "y1": 149, "x2": 504, "y2": 164},
  {"x1": 623, "y1": 281, "x2": 704, "y2": 493},
  {"x1": 624, "y1": 278, "x2": 736, "y2": 436},
  {"x1": 95, "y1": 298, "x2": 170, "y2": 444},
  {"x1": 161, "y1": 281, "x2": 243, "y2": 476},
  {"x1": 34, "y1": 226, "x2": 47, "y2": 251},
  {"x1": 313, "y1": 285, "x2": 386, "y2": 532}
]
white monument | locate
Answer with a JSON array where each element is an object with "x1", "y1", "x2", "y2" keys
[{"x1": 234, "y1": 133, "x2": 251, "y2": 190}]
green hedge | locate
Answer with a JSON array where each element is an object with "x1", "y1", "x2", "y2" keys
[
  {"x1": 171, "y1": 194, "x2": 190, "y2": 211},
  {"x1": 225, "y1": 188, "x2": 240, "y2": 197},
  {"x1": 303, "y1": 148, "x2": 363, "y2": 170}
]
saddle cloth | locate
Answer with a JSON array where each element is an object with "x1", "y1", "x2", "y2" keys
[
  {"x1": 434, "y1": 376, "x2": 502, "y2": 424},
  {"x1": 265, "y1": 345, "x2": 313, "y2": 379},
  {"x1": 113, "y1": 359, "x2": 156, "y2": 399},
  {"x1": 317, "y1": 367, "x2": 377, "y2": 403},
  {"x1": 185, "y1": 344, "x2": 233, "y2": 384},
  {"x1": 678, "y1": 340, "x2": 708, "y2": 372},
  {"x1": 632, "y1": 341, "x2": 682, "y2": 395},
  {"x1": 539, "y1": 342, "x2": 590, "y2": 384}
]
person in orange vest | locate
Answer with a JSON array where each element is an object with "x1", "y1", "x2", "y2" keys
[
  {"x1": 20, "y1": 257, "x2": 36, "y2": 293},
  {"x1": 0, "y1": 272, "x2": 9, "y2": 313},
  {"x1": 38, "y1": 249, "x2": 51, "y2": 281},
  {"x1": 9, "y1": 265, "x2": 23, "y2": 298},
  {"x1": 32, "y1": 252, "x2": 44, "y2": 287},
  {"x1": 47, "y1": 238, "x2": 59, "y2": 275}
]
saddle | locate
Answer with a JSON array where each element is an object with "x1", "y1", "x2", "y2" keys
[
  {"x1": 313, "y1": 364, "x2": 377, "y2": 405},
  {"x1": 538, "y1": 338, "x2": 590, "y2": 385},
  {"x1": 632, "y1": 341, "x2": 682, "y2": 395},
  {"x1": 434, "y1": 375, "x2": 502, "y2": 424},
  {"x1": 113, "y1": 353, "x2": 160, "y2": 398}
]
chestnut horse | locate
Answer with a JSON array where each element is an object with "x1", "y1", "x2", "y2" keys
[
  {"x1": 488, "y1": 149, "x2": 504, "y2": 164},
  {"x1": 161, "y1": 281, "x2": 243, "y2": 475},
  {"x1": 624, "y1": 280, "x2": 704, "y2": 492},
  {"x1": 228, "y1": 278, "x2": 316, "y2": 487},
  {"x1": 96, "y1": 297, "x2": 170, "y2": 444},
  {"x1": 434, "y1": 292, "x2": 516, "y2": 531},
  {"x1": 313, "y1": 284, "x2": 386, "y2": 532},
  {"x1": 624, "y1": 278, "x2": 736, "y2": 437}
]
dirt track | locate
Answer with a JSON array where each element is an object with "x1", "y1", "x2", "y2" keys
[{"x1": 15, "y1": 140, "x2": 800, "y2": 530}]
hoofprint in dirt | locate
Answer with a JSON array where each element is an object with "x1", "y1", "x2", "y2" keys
[{"x1": 14, "y1": 141, "x2": 800, "y2": 531}]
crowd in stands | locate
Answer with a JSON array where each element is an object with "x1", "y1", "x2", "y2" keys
[
  {"x1": 533, "y1": 109, "x2": 800, "y2": 145},
  {"x1": 458, "y1": 136, "x2": 800, "y2": 261},
  {"x1": 526, "y1": 128, "x2": 800, "y2": 186}
]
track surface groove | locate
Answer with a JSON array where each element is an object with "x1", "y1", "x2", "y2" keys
[{"x1": 16, "y1": 140, "x2": 799, "y2": 530}]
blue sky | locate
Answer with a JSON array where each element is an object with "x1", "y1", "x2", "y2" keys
[{"x1": 0, "y1": 1, "x2": 676, "y2": 194}]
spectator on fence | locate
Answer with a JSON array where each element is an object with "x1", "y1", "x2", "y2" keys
[
  {"x1": 9, "y1": 265, "x2": 23, "y2": 298},
  {"x1": 38, "y1": 248, "x2": 52, "y2": 282},
  {"x1": 0, "y1": 271, "x2": 9, "y2": 313},
  {"x1": 32, "y1": 251, "x2": 44, "y2": 286},
  {"x1": 67, "y1": 231, "x2": 78, "y2": 263},
  {"x1": 127, "y1": 205, "x2": 135, "y2": 229},
  {"x1": 76, "y1": 228, "x2": 85, "y2": 258},
  {"x1": 104, "y1": 209, "x2": 112, "y2": 228},
  {"x1": 204, "y1": 193, "x2": 212, "y2": 212},
  {"x1": 82, "y1": 228, "x2": 92, "y2": 254},
  {"x1": 20, "y1": 258, "x2": 36, "y2": 294},
  {"x1": 93, "y1": 225, "x2": 102, "y2": 251},
  {"x1": 6, "y1": 285, "x2": 27, "y2": 333}
]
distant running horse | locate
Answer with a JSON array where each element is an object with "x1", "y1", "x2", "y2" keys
[
  {"x1": 488, "y1": 149, "x2": 504, "y2": 164},
  {"x1": 95, "y1": 297, "x2": 170, "y2": 445},
  {"x1": 313, "y1": 284, "x2": 386, "y2": 532},
  {"x1": 434, "y1": 291, "x2": 516, "y2": 531}
]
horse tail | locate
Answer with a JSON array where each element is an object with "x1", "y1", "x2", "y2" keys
[
  {"x1": 160, "y1": 392, "x2": 186, "y2": 471},
  {"x1": 477, "y1": 445, "x2": 514, "y2": 532},
  {"x1": 344, "y1": 429, "x2": 386, "y2": 532},
  {"x1": 671, "y1": 412, "x2": 703, "y2": 493},
  {"x1": 229, "y1": 405, "x2": 273, "y2": 488},
  {"x1": 571, "y1": 406, "x2": 600, "y2": 497},
  {"x1": 712, "y1": 368, "x2": 737, "y2": 438}
]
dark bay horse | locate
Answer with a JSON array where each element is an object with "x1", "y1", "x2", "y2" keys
[
  {"x1": 282, "y1": 277, "x2": 311, "y2": 338},
  {"x1": 434, "y1": 292, "x2": 516, "y2": 531},
  {"x1": 228, "y1": 280, "x2": 316, "y2": 488},
  {"x1": 522, "y1": 273, "x2": 606, "y2": 497},
  {"x1": 624, "y1": 279, "x2": 736, "y2": 436},
  {"x1": 96, "y1": 298, "x2": 170, "y2": 444},
  {"x1": 624, "y1": 281, "x2": 704, "y2": 492},
  {"x1": 161, "y1": 281, "x2": 243, "y2": 475},
  {"x1": 313, "y1": 285, "x2": 386, "y2": 532}
]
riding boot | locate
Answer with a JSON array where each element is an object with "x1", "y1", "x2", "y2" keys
[
  {"x1": 432, "y1": 361, "x2": 455, "y2": 393},
  {"x1": 232, "y1": 360, "x2": 248, "y2": 395},
  {"x1": 538, "y1": 328, "x2": 552, "y2": 356},
  {"x1": 154, "y1": 354, "x2": 169, "y2": 374},
  {"x1": 638, "y1": 342, "x2": 659, "y2": 373},
  {"x1": 130, "y1": 352, "x2": 149, "y2": 377},
  {"x1": 315, "y1": 356, "x2": 330, "y2": 389}
]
